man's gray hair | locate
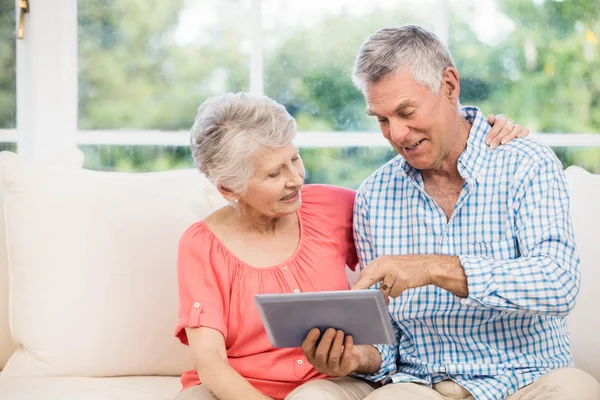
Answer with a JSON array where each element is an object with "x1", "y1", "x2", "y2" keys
[
  {"x1": 352, "y1": 25, "x2": 456, "y2": 94},
  {"x1": 191, "y1": 92, "x2": 297, "y2": 194}
]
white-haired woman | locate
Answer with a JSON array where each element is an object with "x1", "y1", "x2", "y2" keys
[{"x1": 173, "y1": 93, "x2": 527, "y2": 400}]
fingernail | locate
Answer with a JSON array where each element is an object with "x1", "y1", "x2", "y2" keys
[
  {"x1": 501, "y1": 138, "x2": 507, "y2": 144},
  {"x1": 485, "y1": 140, "x2": 490, "y2": 146}
]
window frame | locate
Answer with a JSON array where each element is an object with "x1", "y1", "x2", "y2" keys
[{"x1": 8, "y1": 0, "x2": 600, "y2": 158}]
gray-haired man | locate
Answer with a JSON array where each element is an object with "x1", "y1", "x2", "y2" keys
[{"x1": 300, "y1": 25, "x2": 600, "y2": 400}]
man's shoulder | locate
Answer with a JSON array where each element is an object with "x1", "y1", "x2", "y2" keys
[
  {"x1": 490, "y1": 136, "x2": 562, "y2": 170},
  {"x1": 357, "y1": 154, "x2": 406, "y2": 200}
]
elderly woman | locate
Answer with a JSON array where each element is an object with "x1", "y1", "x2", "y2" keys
[{"x1": 173, "y1": 93, "x2": 527, "y2": 400}]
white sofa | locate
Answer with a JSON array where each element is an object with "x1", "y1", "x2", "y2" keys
[{"x1": 0, "y1": 150, "x2": 597, "y2": 400}]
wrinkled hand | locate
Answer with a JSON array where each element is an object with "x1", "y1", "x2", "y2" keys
[
  {"x1": 301, "y1": 328, "x2": 359, "y2": 377},
  {"x1": 486, "y1": 114, "x2": 530, "y2": 149},
  {"x1": 351, "y1": 255, "x2": 431, "y2": 303}
]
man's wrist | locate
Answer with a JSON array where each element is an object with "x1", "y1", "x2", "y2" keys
[{"x1": 429, "y1": 255, "x2": 469, "y2": 298}]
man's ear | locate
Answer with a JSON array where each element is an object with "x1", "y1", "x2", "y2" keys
[{"x1": 441, "y1": 67, "x2": 460, "y2": 104}]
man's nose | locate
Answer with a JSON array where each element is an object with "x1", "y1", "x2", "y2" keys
[{"x1": 389, "y1": 120, "x2": 410, "y2": 145}]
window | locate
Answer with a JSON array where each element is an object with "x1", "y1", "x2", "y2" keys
[
  {"x1": 7, "y1": 0, "x2": 600, "y2": 186},
  {"x1": 78, "y1": 0, "x2": 250, "y2": 130},
  {"x1": 263, "y1": 0, "x2": 437, "y2": 132},
  {"x1": 446, "y1": 0, "x2": 600, "y2": 174},
  {"x1": 0, "y1": 1, "x2": 16, "y2": 131}
]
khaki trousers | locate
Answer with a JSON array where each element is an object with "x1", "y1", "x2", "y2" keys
[
  {"x1": 174, "y1": 377, "x2": 375, "y2": 400},
  {"x1": 175, "y1": 368, "x2": 600, "y2": 400},
  {"x1": 361, "y1": 368, "x2": 600, "y2": 400}
]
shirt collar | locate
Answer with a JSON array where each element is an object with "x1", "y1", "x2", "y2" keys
[
  {"x1": 398, "y1": 106, "x2": 491, "y2": 185},
  {"x1": 458, "y1": 106, "x2": 491, "y2": 184}
]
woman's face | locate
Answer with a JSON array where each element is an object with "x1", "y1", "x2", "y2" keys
[{"x1": 240, "y1": 143, "x2": 305, "y2": 218}]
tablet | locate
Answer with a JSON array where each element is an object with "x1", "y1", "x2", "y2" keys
[{"x1": 254, "y1": 289, "x2": 395, "y2": 349}]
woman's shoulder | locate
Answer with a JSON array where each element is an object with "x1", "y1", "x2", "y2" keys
[
  {"x1": 178, "y1": 210, "x2": 239, "y2": 276},
  {"x1": 300, "y1": 184, "x2": 356, "y2": 222},
  {"x1": 179, "y1": 207, "x2": 230, "y2": 247}
]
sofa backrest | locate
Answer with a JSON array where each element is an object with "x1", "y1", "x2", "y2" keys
[
  {"x1": 565, "y1": 166, "x2": 600, "y2": 381},
  {"x1": 0, "y1": 152, "x2": 597, "y2": 381},
  {"x1": 0, "y1": 151, "x2": 226, "y2": 377},
  {"x1": 0, "y1": 149, "x2": 86, "y2": 370},
  {"x1": 0, "y1": 184, "x2": 14, "y2": 370}
]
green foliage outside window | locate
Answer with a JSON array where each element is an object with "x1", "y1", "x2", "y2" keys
[{"x1": 1, "y1": 0, "x2": 599, "y2": 188}]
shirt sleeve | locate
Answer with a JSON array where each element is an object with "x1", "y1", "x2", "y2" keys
[
  {"x1": 351, "y1": 186, "x2": 400, "y2": 382},
  {"x1": 459, "y1": 158, "x2": 581, "y2": 317},
  {"x1": 174, "y1": 224, "x2": 231, "y2": 345},
  {"x1": 309, "y1": 184, "x2": 358, "y2": 271}
]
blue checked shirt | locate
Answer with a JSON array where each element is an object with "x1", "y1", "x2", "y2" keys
[{"x1": 352, "y1": 107, "x2": 580, "y2": 400}]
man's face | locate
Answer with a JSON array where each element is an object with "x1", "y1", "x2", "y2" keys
[{"x1": 364, "y1": 67, "x2": 458, "y2": 171}]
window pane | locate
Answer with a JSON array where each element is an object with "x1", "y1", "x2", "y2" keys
[
  {"x1": 0, "y1": 1, "x2": 16, "y2": 129},
  {"x1": 0, "y1": 142, "x2": 16, "y2": 152},
  {"x1": 446, "y1": 0, "x2": 600, "y2": 173},
  {"x1": 263, "y1": 0, "x2": 438, "y2": 132},
  {"x1": 448, "y1": 1, "x2": 600, "y2": 130},
  {"x1": 301, "y1": 147, "x2": 396, "y2": 188},
  {"x1": 77, "y1": 0, "x2": 250, "y2": 130},
  {"x1": 553, "y1": 147, "x2": 600, "y2": 174},
  {"x1": 79, "y1": 145, "x2": 192, "y2": 172}
]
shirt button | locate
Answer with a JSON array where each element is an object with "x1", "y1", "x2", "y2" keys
[
  {"x1": 282, "y1": 266, "x2": 288, "y2": 272},
  {"x1": 439, "y1": 365, "x2": 446, "y2": 373},
  {"x1": 293, "y1": 289, "x2": 300, "y2": 293},
  {"x1": 436, "y1": 318, "x2": 443, "y2": 325},
  {"x1": 193, "y1": 302, "x2": 200, "y2": 308},
  {"x1": 297, "y1": 359, "x2": 303, "y2": 365}
]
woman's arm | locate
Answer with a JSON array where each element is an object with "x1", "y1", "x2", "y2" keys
[{"x1": 187, "y1": 326, "x2": 273, "y2": 400}]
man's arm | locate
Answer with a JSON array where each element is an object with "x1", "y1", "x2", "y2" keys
[
  {"x1": 353, "y1": 254, "x2": 468, "y2": 300},
  {"x1": 458, "y1": 158, "x2": 580, "y2": 316},
  {"x1": 354, "y1": 158, "x2": 580, "y2": 317}
]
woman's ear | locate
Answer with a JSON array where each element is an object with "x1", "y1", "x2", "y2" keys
[
  {"x1": 442, "y1": 67, "x2": 460, "y2": 103},
  {"x1": 217, "y1": 184, "x2": 239, "y2": 204}
]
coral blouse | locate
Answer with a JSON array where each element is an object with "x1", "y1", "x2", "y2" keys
[{"x1": 174, "y1": 184, "x2": 357, "y2": 400}]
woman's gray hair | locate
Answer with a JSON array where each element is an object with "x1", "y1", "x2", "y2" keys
[
  {"x1": 352, "y1": 25, "x2": 456, "y2": 94},
  {"x1": 191, "y1": 92, "x2": 297, "y2": 194}
]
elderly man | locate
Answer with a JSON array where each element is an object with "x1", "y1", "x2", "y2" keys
[{"x1": 301, "y1": 25, "x2": 600, "y2": 399}]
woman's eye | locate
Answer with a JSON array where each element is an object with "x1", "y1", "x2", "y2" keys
[
  {"x1": 291, "y1": 156, "x2": 299, "y2": 161},
  {"x1": 269, "y1": 171, "x2": 280, "y2": 178},
  {"x1": 377, "y1": 118, "x2": 388, "y2": 123}
]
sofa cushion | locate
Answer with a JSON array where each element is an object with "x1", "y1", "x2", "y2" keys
[
  {"x1": 565, "y1": 166, "x2": 600, "y2": 381},
  {"x1": 0, "y1": 376, "x2": 181, "y2": 400},
  {"x1": 0, "y1": 149, "x2": 85, "y2": 370},
  {"x1": 0, "y1": 151, "x2": 226, "y2": 377}
]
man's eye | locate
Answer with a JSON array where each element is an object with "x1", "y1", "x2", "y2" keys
[
  {"x1": 377, "y1": 118, "x2": 388, "y2": 123},
  {"x1": 398, "y1": 111, "x2": 414, "y2": 118},
  {"x1": 291, "y1": 156, "x2": 299, "y2": 161},
  {"x1": 269, "y1": 171, "x2": 280, "y2": 178}
]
